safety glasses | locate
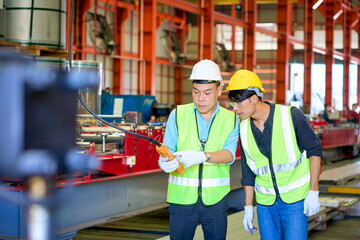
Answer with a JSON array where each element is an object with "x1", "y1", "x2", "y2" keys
[{"x1": 229, "y1": 96, "x2": 251, "y2": 107}]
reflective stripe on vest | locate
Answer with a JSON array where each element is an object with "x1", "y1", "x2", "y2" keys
[
  {"x1": 255, "y1": 172, "x2": 310, "y2": 195},
  {"x1": 167, "y1": 103, "x2": 235, "y2": 206},
  {"x1": 240, "y1": 104, "x2": 310, "y2": 205},
  {"x1": 240, "y1": 106, "x2": 307, "y2": 176},
  {"x1": 246, "y1": 151, "x2": 307, "y2": 176},
  {"x1": 169, "y1": 175, "x2": 230, "y2": 187}
]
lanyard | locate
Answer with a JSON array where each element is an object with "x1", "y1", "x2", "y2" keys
[{"x1": 194, "y1": 109, "x2": 217, "y2": 151}]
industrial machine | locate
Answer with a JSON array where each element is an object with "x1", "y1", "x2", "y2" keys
[
  {"x1": 0, "y1": 52, "x2": 99, "y2": 239},
  {"x1": 100, "y1": 93, "x2": 174, "y2": 124},
  {"x1": 310, "y1": 120, "x2": 359, "y2": 163},
  {"x1": 78, "y1": 124, "x2": 166, "y2": 176},
  {"x1": 0, "y1": 52, "x2": 190, "y2": 239},
  {"x1": 0, "y1": 1, "x2": 242, "y2": 239}
]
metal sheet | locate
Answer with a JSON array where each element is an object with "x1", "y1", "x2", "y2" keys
[
  {"x1": 0, "y1": 161, "x2": 243, "y2": 239},
  {"x1": 70, "y1": 60, "x2": 103, "y2": 115},
  {"x1": 5, "y1": 0, "x2": 66, "y2": 48},
  {"x1": 32, "y1": 56, "x2": 67, "y2": 70}
]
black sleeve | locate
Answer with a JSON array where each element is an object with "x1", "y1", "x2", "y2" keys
[
  {"x1": 240, "y1": 139, "x2": 256, "y2": 186},
  {"x1": 291, "y1": 107, "x2": 322, "y2": 158}
]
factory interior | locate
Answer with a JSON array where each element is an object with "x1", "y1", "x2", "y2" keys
[{"x1": 0, "y1": 0, "x2": 360, "y2": 239}]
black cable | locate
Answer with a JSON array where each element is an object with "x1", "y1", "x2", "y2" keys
[{"x1": 68, "y1": 0, "x2": 161, "y2": 147}]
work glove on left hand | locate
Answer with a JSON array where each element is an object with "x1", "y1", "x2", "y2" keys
[
  {"x1": 243, "y1": 205, "x2": 257, "y2": 234},
  {"x1": 158, "y1": 156, "x2": 179, "y2": 173},
  {"x1": 173, "y1": 150, "x2": 206, "y2": 168},
  {"x1": 303, "y1": 190, "x2": 320, "y2": 217}
]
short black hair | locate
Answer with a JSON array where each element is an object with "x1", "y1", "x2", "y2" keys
[{"x1": 228, "y1": 89, "x2": 262, "y2": 102}]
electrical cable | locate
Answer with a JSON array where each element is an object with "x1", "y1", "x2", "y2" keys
[{"x1": 68, "y1": 0, "x2": 161, "y2": 147}]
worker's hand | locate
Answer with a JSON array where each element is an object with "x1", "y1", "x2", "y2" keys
[
  {"x1": 173, "y1": 150, "x2": 206, "y2": 168},
  {"x1": 243, "y1": 205, "x2": 257, "y2": 234},
  {"x1": 303, "y1": 190, "x2": 320, "y2": 217},
  {"x1": 158, "y1": 156, "x2": 179, "y2": 173}
]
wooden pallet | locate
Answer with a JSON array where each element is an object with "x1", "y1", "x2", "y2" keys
[
  {"x1": 0, "y1": 40, "x2": 75, "y2": 59},
  {"x1": 308, "y1": 206, "x2": 339, "y2": 231},
  {"x1": 319, "y1": 161, "x2": 360, "y2": 185},
  {"x1": 308, "y1": 197, "x2": 359, "y2": 231},
  {"x1": 322, "y1": 176, "x2": 360, "y2": 186},
  {"x1": 319, "y1": 196, "x2": 358, "y2": 209}
]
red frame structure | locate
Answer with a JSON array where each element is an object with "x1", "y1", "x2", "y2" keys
[{"x1": 66, "y1": 0, "x2": 360, "y2": 107}]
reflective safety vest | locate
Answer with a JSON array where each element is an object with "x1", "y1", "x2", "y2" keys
[
  {"x1": 240, "y1": 104, "x2": 310, "y2": 205},
  {"x1": 167, "y1": 103, "x2": 236, "y2": 206}
]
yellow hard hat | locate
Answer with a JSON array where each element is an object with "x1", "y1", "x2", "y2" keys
[{"x1": 223, "y1": 69, "x2": 265, "y2": 93}]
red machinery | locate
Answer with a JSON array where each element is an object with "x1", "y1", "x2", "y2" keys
[
  {"x1": 79, "y1": 124, "x2": 242, "y2": 178},
  {"x1": 80, "y1": 125, "x2": 164, "y2": 176},
  {"x1": 310, "y1": 120, "x2": 359, "y2": 162},
  {"x1": 310, "y1": 120, "x2": 359, "y2": 149}
]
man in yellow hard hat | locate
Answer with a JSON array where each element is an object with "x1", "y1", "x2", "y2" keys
[
  {"x1": 158, "y1": 59, "x2": 240, "y2": 239},
  {"x1": 224, "y1": 69, "x2": 322, "y2": 239}
]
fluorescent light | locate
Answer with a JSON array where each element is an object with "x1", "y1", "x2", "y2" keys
[
  {"x1": 312, "y1": 0, "x2": 323, "y2": 10},
  {"x1": 333, "y1": 9, "x2": 343, "y2": 20}
]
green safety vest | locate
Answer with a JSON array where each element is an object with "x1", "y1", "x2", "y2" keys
[
  {"x1": 240, "y1": 104, "x2": 310, "y2": 205},
  {"x1": 167, "y1": 103, "x2": 236, "y2": 206}
]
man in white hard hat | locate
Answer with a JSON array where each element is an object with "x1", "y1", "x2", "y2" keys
[
  {"x1": 224, "y1": 69, "x2": 322, "y2": 239},
  {"x1": 158, "y1": 59, "x2": 239, "y2": 239}
]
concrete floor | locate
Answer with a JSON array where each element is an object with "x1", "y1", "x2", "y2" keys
[
  {"x1": 74, "y1": 158, "x2": 360, "y2": 240},
  {"x1": 74, "y1": 201, "x2": 360, "y2": 240},
  {"x1": 308, "y1": 157, "x2": 360, "y2": 239},
  {"x1": 308, "y1": 219, "x2": 360, "y2": 240}
]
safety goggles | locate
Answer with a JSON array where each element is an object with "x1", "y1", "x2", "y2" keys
[{"x1": 229, "y1": 95, "x2": 252, "y2": 107}]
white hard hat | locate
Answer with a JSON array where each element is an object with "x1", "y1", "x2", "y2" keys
[{"x1": 188, "y1": 59, "x2": 222, "y2": 83}]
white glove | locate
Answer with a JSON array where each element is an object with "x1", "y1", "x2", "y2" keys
[
  {"x1": 158, "y1": 156, "x2": 179, "y2": 173},
  {"x1": 243, "y1": 205, "x2": 257, "y2": 234},
  {"x1": 173, "y1": 150, "x2": 206, "y2": 168},
  {"x1": 303, "y1": 190, "x2": 320, "y2": 217}
]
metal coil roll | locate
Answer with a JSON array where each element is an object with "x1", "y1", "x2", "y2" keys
[{"x1": 5, "y1": 0, "x2": 66, "y2": 49}]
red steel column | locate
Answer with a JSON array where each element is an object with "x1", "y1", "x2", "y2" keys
[
  {"x1": 243, "y1": 0, "x2": 256, "y2": 71},
  {"x1": 358, "y1": 16, "x2": 360, "y2": 105},
  {"x1": 143, "y1": 0, "x2": 157, "y2": 96},
  {"x1": 231, "y1": 4, "x2": 236, "y2": 71},
  {"x1": 325, "y1": 0, "x2": 334, "y2": 106},
  {"x1": 175, "y1": 9, "x2": 184, "y2": 104},
  {"x1": 175, "y1": 67, "x2": 183, "y2": 104},
  {"x1": 303, "y1": 0, "x2": 314, "y2": 112},
  {"x1": 198, "y1": 0, "x2": 214, "y2": 60},
  {"x1": 113, "y1": 8, "x2": 129, "y2": 94},
  {"x1": 343, "y1": 8, "x2": 352, "y2": 107},
  {"x1": 74, "y1": 0, "x2": 91, "y2": 60},
  {"x1": 276, "y1": 0, "x2": 291, "y2": 104},
  {"x1": 66, "y1": 0, "x2": 71, "y2": 51}
]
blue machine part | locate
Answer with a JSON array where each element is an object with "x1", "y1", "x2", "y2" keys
[
  {"x1": 143, "y1": 98, "x2": 157, "y2": 123},
  {"x1": 101, "y1": 94, "x2": 156, "y2": 123},
  {"x1": 155, "y1": 104, "x2": 172, "y2": 116}
]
